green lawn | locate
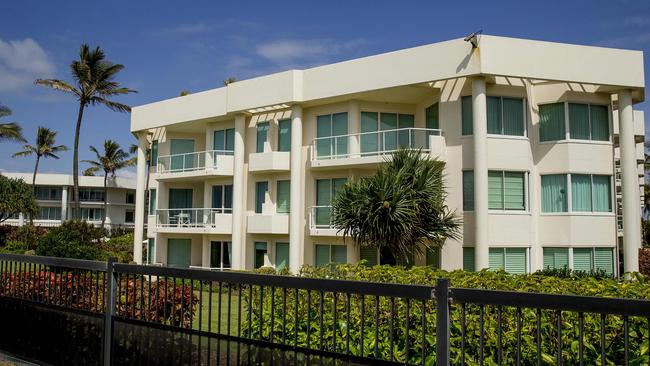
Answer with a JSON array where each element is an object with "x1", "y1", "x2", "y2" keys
[{"x1": 192, "y1": 290, "x2": 242, "y2": 335}]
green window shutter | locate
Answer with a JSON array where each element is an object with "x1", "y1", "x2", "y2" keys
[
  {"x1": 332, "y1": 246, "x2": 347, "y2": 264},
  {"x1": 544, "y1": 248, "x2": 569, "y2": 269},
  {"x1": 504, "y1": 172, "x2": 525, "y2": 210},
  {"x1": 255, "y1": 181, "x2": 268, "y2": 214},
  {"x1": 573, "y1": 248, "x2": 593, "y2": 272},
  {"x1": 569, "y1": 103, "x2": 590, "y2": 140},
  {"x1": 275, "y1": 242, "x2": 289, "y2": 270},
  {"x1": 425, "y1": 103, "x2": 439, "y2": 129},
  {"x1": 539, "y1": 103, "x2": 565, "y2": 142},
  {"x1": 543, "y1": 248, "x2": 554, "y2": 269},
  {"x1": 361, "y1": 112, "x2": 379, "y2": 154},
  {"x1": 167, "y1": 239, "x2": 192, "y2": 268},
  {"x1": 360, "y1": 247, "x2": 378, "y2": 266},
  {"x1": 461, "y1": 96, "x2": 473, "y2": 135},
  {"x1": 278, "y1": 119, "x2": 291, "y2": 152},
  {"x1": 592, "y1": 175, "x2": 612, "y2": 212},
  {"x1": 256, "y1": 122, "x2": 269, "y2": 153},
  {"x1": 426, "y1": 248, "x2": 441, "y2": 268},
  {"x1": 225, "y1": 129, "x2": 235, "y2": 151},
  {"x1": 315, "y1": 245, "x2": 330, "y2": 267},
  {"x1": 488, "y1": 171, "x2": 504, "y2": 210},
  {"x1": 463, "y1": 170, "x2": 474, "y2": 211},
  {"x1": 316, "y1": 115, "x2": 332, "y2": 158},
  {"x1": 571, "y1": 174, "x2": 593, "y2": 212},
  {"x1": 590, "y1": 105, "x2": 609, "y2": 141},
  {"x1": 489, "y1": 248, "x2": 505, "y2": 271},
  {"x1": 315, "y1": 179, "x2": 332, "y2": 226},
  {"x1": 594, "y1": 248, "x2": 614, "y2": 275},
  {"x1": 151, "y1": 140, "x2": 158, "y2": 166},
  {"x1": 170, "y1": 139, "x2": 195, "y2": 171},
  {"x1": 214, "y1": 130, "x2": 225, "y2": 151},
  {"x1": 397, "y1": 114, "x2": 415, "y2": 148},
  {"x1": 503, "y1": 98, "x2": 524, "y2": 136},
  {"x1": 463, "y1": 247, "x2": 475, "y2": 272},
  {"x1": 276, "y1": 180, "x2": 290, "y2": 213},
  {"x1": 149, "y1": 189, "x2": 156, "y2": 215},
  {"x1": 505, "y1": 248, "x2": 527, "y2": 274},
  {"x1": 487, "y1": 96, "x2": 502, "y2": 134},
  {"x1": 541, "y1": 175, "x2": 568, "y2": 212},
  {"x1": 332, "y1": 112, "x2": 348, "y2": 156}
]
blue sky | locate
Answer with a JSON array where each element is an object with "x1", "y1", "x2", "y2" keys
[{"x1": 1, "y1": 0, "x2": 649, "y2": 178}]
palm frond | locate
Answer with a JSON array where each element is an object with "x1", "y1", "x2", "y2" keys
[
  {"x1": 88, "y1": 96, "x2": 131, "y2": 112},
  {"x1": 34, "y1": 79, "x2": 80, "y2": 98},
  {"x1": 0, "y1": 123, "x2": 27, "y2": 143}
]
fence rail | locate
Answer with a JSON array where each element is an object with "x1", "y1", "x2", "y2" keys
[{"x1": 1, "y1": 253, "x2": 650, "y2": 365}]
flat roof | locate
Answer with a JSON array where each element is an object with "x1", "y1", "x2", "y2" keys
[{"x1": 1, "y1": 172, "x2": 137, "y2": 190}]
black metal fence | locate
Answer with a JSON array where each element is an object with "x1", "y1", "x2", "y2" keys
[{"x1": 1, "y1": 253, "x2": 649, "y2": 365}]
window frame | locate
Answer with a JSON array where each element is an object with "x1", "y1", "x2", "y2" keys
[
  {"x1": 538, "y1": 101, "x2": 611, "y2": 144},
  {"x1": 276, "y1": 180, "x2": 290, "y2": 214},
  {"x1": 463, "y1": 170, "x2": 529, "y2": 212},
  {"x1": 541, "y1": 174, "x2": 613, "y2": 215},
  {"x1": 461, "y1": 95, "x2": 527, "y2": 137},
  {"x1": 256, "y1": 122, "x2": 270, "y2": 153},
  {"x1": 210, "y1": 241, "x2": 232, "y2": 270},
  {"x1": 542, "y1": 246, "x2": 615, "y2": 275},
  {"x1": 314, "y1": 244, "x2": 347, "y2": 267},
  {"x1": 255, "y1": 181, "x2": 269, "y2": 214},
  {"x1": 488, "y1": 247, "x2": 530, "y2": 274}
]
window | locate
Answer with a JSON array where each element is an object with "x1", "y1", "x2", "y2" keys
[
  {"x1": 278, "y1": 119, "x2": 291, "y2": 152},
  {"x1": 276, "y1": 180, "x2": 290, "y2": 213},
  {"x1": 214, "y1": 128, "x2": 235, "y2": 153},
  {"x1": 170, "y1": 139, "x2": 196, "y2": 171},
  {"x1": 315, "y1": 244, "x2": 347, "y2": 267},
  {"x1": 151, "y1": 140, "x2": 158, "y2": 166},
  {"x1": 461, "y1": 96, "x2": 473, "y2": 135},
  {"x1": 569, "y1": 103, "x2": 609, "y2": 141},
  {"x1": 488, "y1": 171, "x2": 526, "y2": 210},
  {"x1": 35, "y1": 186, "x2": 62, "y2": 201},
  {"x1": 359, "y1": 247, "x2": 379, "y2": 266},
  {"x1": 38, "y1": 206, "x2": 61, "y2": 220},
  {"x1": 425, "y1": 103, "x2": 439, "y2": 129},
  {"x1": 487, "y1": 96, "x2": 525, "y2": 136},
  {"x1": 256, "y1": 122, "x2": 269, "y2": 153},
  {"x1": 78, "y1": 189, "x2": 105, "y2": 202},
  {"x1": 126, "y1": 192, "x2": 135, "y2": 204},
  {"x1": 315, "y1": 178, "x2": 347, "y2": 227},
  {"x1": 463, "y1": 247, "x2": 475, "y2": 272},
  {"x1": 210, "y1": 241, "x2": 231, "y2": 270},
  {"x1": 489, "y1": 248, "x2": 528, "y2": 274},
  {"x1": 74, "y1": 208, "x2": 104, "y2": 221},
  {"x1": 255, "y1": 181, "x2": 268, "y2": 214},
  {"x1": 539, "y1": 103, "x2": 566, "y2": 142},
  {"x1": 542, "y1": 174, "x2": 611, "y2": 213},
  {"x1": 147, "y1": 238, "x2": 155, "y2": 264},
  {"x1": 541, "y1": 175, "x2": 568, "y2": 213},
  {"x1": 275, "y1": 242, "x2": 289, "y2": 270},
  {"x1": 462, "y1": 171, "x2": 474, "y2": 211},
  {"x1": 316, "y1": 113, "x2": 348, "y2": 158},
  {"x1": 212, "y1": 185, "x2": 233, "y2": 213},
  {"x1": 125, "y1": 210, "x2": 134, "y2": 223},
  {"x1": 254, "y1": 242, "x2": 267, "y2": 268},
  {"x1": 149, "y1": 189, "x2": 156, "y2": 215},
  {"x1": 360, "y1": 112, "x2": 415, "y2": 154},
  {"x1": 543, "y1": 248, "x2": 569, "y2": 270},
  {"x1": 573, "y1": 247, "x2": 614, "y2": 275}
]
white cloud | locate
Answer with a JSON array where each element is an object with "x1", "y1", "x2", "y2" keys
[
  {"x1": 0, "y1": 38, "x2": 55, "y2": 92},
  {"x1": 255, "y1": 38, "x2": 367, "y2": 68}
]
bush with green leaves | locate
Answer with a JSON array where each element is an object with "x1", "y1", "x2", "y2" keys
[
  {"x1": 0, "y1": 175, "x2": 38, "y2": 224},
  {"x1": 35, "y1": 221, "x2": 105, "y2": 260},
  {"x1": 243, "y1": 264, "x2": 649, "y2": 365}
]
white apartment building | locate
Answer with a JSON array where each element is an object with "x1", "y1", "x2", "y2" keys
[
  {"x1": 2, "y1": 172, "x2": 137, "y2": 229},
  {"x1": 130, "y1": 35, "x2": 645, "y2": 276}
]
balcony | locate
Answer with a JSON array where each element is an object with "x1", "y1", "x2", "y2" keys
[
  {"x1": 248, "y1": 151, "x2": 290, "y2": 173},
  {"x1": 247, "y1": 214, "x2": 289, "y2": 234},
  {"x1": 310, "y1": 128, "x2": 444, "y2": 169},
  {"x1": 309, "y1": 206, "x2": 340, "y2": 237},
  {"x1": 156, "y1": 150, "x2": 234, "y2": 180},
  {"x1": 154, "y1": 208, "x2": 232, "y2": 234}
]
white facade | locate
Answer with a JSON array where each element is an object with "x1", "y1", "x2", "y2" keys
[
  {"x1": 2, "y1": 172, "x2": 137, "y2": 230},
  {"x1": 130, "y1": 35, "x2": 645, "y2": 275}
]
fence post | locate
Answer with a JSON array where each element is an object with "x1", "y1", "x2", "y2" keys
[
  {"x1": 435, "y1": 278, "x2": 450, "y2": 366},
  {"x1": 103, "y1": 257, "x2": 117, "y2": 366}
]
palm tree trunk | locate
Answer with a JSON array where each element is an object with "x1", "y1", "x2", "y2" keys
[
  {"x1": 30, "y1": 155, "x2": 41, "y2": 225},
  {"x1": 101, "y1": 172, "x2": 107, "y2": 229},
  {"x1": 72, "y1": 102, "x2": 85, "y2": 219}
]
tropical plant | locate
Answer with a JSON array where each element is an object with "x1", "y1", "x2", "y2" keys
[
  {"x1": 0, "y1": 102, "x2": 26, "y2": 143},
  {"x1": 35, "y1": 44, "x2": 136, "y2": 218},
  {"x1": 82, "y1": 140, "x2": 135, "y2": 227},
  {"x1": 332, "y1": 149, "x2": 461, "y2": 265},
  {"x1": 0, "y1": 176, "x2": 38, "y2": 224}
]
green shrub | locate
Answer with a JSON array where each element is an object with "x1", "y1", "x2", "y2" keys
[
  {"x1": 100, "y1": 233, "x2": 133, "y2": 263},
  {"x1": 243, "y1": 264, "x2": 649, "y2": 365},
  {"x1": 0, "y1": 240, "x2": 29, "y2": 254},
  {"x1": 35, "y1": 221, "x2": 104, "y2": 260}
]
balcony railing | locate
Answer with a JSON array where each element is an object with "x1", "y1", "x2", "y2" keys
[
  {"x1": 310, "y1": 205, "x2": 335, "y2": 229},
  {"x1": 157, "y1": 150, "x2": 233, "y2": 174},
  {"x1": 155, "y1": 208, "x2": 232, "y2": 228},
  {"x1": 311, "y1": 127, "x2": 441, "y2": 160}
]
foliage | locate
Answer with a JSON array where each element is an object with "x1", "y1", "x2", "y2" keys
[
  {"x1": 12, "y1": 126, "x2": 68, "y2": 185},
  {"x1": 533, "y1": 266, "x2": 613, "y2": 280},
  {"x1": 0, "y1": 225, "x2": 47, "y2": 248},
  {"x1": 332, "y1": 149, "x2": 461, "y2": 265},
  {"x1": 0, "y1": 176, "x2": 38, "y2": 223},
  {"x1": 35, "y1": 221, "x2": 105, "y2": 260},
  {"x1": 640, "y1": 248, "x2": 650, "y2": 278},
  {"x1": 100, "y1": 233, "x2": 134, "y2": 263},
  {"x1": 244, "y1": 264, "x2": 650, "y2": 365},
  {"x1": 0, "y1": 102, "x2": 26, "y2": 143}
]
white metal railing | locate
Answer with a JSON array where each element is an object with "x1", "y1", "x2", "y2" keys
[
  {"x1": 310, "y1": 205, "x2": 335, "y2": 229},
  {"x1": 157, "y1": 150, "x2": 233, "y2": 174},
  {"x1": 155, "y1": 208, "x2": 232, "y2": 228},
  {"x1": 311, "y1": 127, "x2": 442, "y2": 160}
]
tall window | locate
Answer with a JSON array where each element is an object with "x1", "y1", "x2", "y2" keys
[
  {"x1": 214, "y1": 128, "x2": 235, "y2": 154},
  {"x1": 276, "y1": 180, "x2": 290, "y2": 213},
  {"x1": 425, "y1": 103, "x2": 439, "y2": 129},
  {"x1": 315, "y1": 178, "x2": 347, "y2": 227},
  {"x1": 462, "y1": 170, "x2": 474, "y2": 211},
  {"x1": 461, "y1": 96, "x2": 525, "y2": 136},
  {"x1": 125, "y1": 210, "x2": 134, "y2": 223},
  {"x1": 316, "y1": 112, "x2": 348, "y2": 158},
  {"x1": 360, "y1": 112, "x2": 415, "y2": 154},
  {"x1": 255, "y1": 181, "x2": 268, "y2": 214},
  {"x1": 278, "y1": 119, "x2": 291, "y2": 152},
  {"x1": 212, "y1": 184, "x2": 233, "y2": 213},
  {"x1": 210, "y1": 241, "x2": 231, "y2": 270},
  {"x1": 489, "y1": 248, "x2": 528, "y2": 274},
  {"x1": 148, "y1": 189, "x2": 157, "y2": 215},
  {"x1": 275, "y1": 242, "x2": 289, "y2": 270},
  {"x1": 151, "y1": 140, "x2": 158, "y2": 166},
  {"x1": 541, "y1": 175, "x2": 568, "y2": 212},
  {"x1": 256, "y1": 122, "x2": 269, "y2": 153},
  {"x1": 147, "y1": 238, "x2": 155, "y2": 264},
  {"x1": 569, "y1": 103, "x2": 609, "y2": 141},
  {"x1": 542, "y1": 174, "x2": 611, "y2": 213},
  {"x1": 254, "y1": 242, "x2": 267, "y2": 268},
  {"x1": 463, "y1": 247, "x2": 475, "y2": 272},
  {"x1": 461, "y1": 96, "x2": 473, "y2": 135},
  {"x1": 315, "y1": 244, "x2": 347, "y2": 267}
]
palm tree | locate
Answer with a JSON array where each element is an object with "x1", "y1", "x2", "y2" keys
[
  {"x1": 332, "y1": 149, "x2": 462, "y2": 265},
  {"x1": 82, "y1": 140, "x2": 135, "y2": 228},
  {"x1": 35, "y1": 44, "x2": 136, "y2": 218},
  {"x1": 0, "y1": 102, "x2": 26, "y2": 143}
]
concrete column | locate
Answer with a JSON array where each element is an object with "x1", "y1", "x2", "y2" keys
[
  {"x1": 61, "y1": 186, "x2": 68, "y2": 223},
  {"x1": 132, "y1": 133, "x2": 148, "y2": 264},
  {"x1": 289, "y1": 105, "x2": 304, "y2": 273},
  {"x1": 472, "y1": 77, "x2": 489, "y2": 270},
  {"x1": 231, "y1": 114, "x2": 247, "y2": 270},
  {"x1": 348, "y1": 100, "x2": 360, "y2": 157},
  {"x1": 618, "y1": 90, "x2": 640, "y2": 273}
]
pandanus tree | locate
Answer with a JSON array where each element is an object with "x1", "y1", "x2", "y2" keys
[
  {"x1": 331, "y1": 149, "x2": 462, "y2": 265},
  {"x1": 35, "y1": 44, "x2": 136, "y2": 218},
  {"x1": 0, "y1": 102, "x2": 26, "y2": 144},
  {"x1": 82, "y1": 140, "x2": 135, "y2": 227}
]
